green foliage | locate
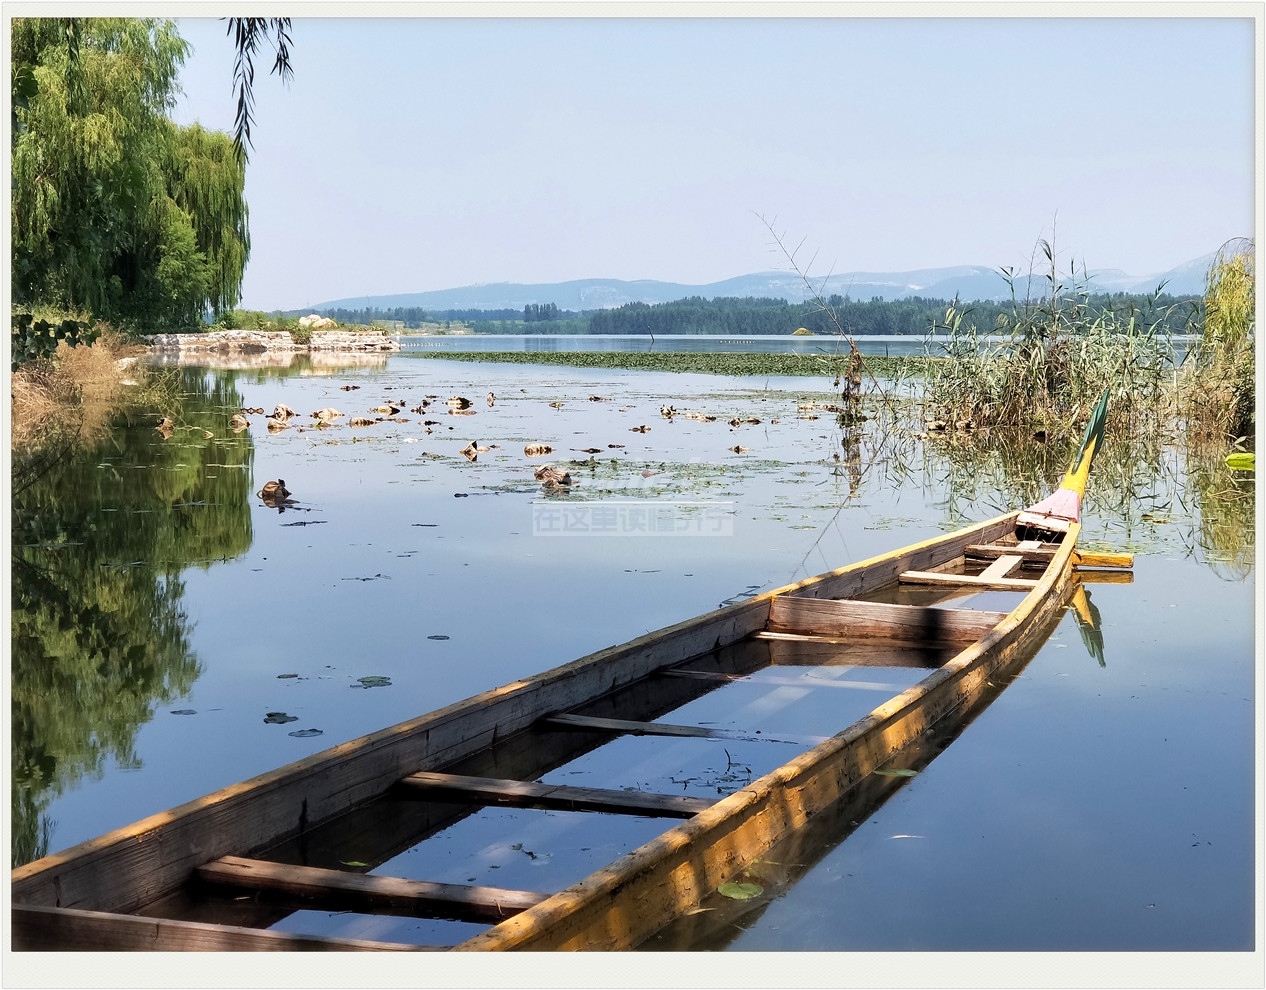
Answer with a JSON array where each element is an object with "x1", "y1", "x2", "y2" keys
[
  {"x1": 11, "y1": 18, "x2": 249, "y2": 331},
  {"x1": 11, "y1": 313, "x2": 99, "y2": 370},
  {"x1": 1185, "y1": 239, "x2": 1255, "y2": 438}
]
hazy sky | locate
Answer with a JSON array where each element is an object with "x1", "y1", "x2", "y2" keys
[{"x1": 168, "y1": 15, "x2": 1256, "y2": 311}]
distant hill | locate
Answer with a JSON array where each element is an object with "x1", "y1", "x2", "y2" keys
[{"x1": 306, "y1": 254, "x2": 1214, "y2": 314}]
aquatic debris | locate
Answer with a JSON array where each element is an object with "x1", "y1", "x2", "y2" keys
[
  {"x1": 311, "y1": 408, "x2": 343, "y2": 422},
  {"x1": 201, "y1": 429, "x2": 214, "y2": 438},
  {"x1": 276, "y1": 673, "x2": 298, "y2": 679},
  {"x1": 578, "y1": 447, "x2": 603, "y2": 454},
  {"x1": 524, "y1": 443, "x2": 554, "y2": 456},
  {"x1": 170, "y1": 709, "x2": 196, "y2": 716},
  {"x1": 348, "y1": 417, "x2": 376, "y2": 427},
  {"x1": 266, "y1": 418, "x2": 289, "y2": 432},
  {"x1": 630, "y1": 425, "x2": 651, "y2": 433},
  {"x1": 339, "y1": 384, "x2": 361, "y2": 391},
  {"x1": 588, "y1": 395, "x2": 609, "y2": 402},
  {"x1": 353, "y1": 675, "x2": 392, "y2": 689},
  {"x1": 240, "y1": 406, "x2": 265, "y2": 415},
  {"x1": 728, "y1": 416, "x2": 761, "y2": 427},
  {"x1": 258, "y1": 480, "x2": 291, "y2": 500},
  {"x1": 373, "y1": 404, "x2": 402, "y2": 415},
  {"x1": 460, "y1": 441, "x2": 479, "y2": 461},
  {"x1": 642, "y1": 469, "x2": 663, "y2": 478},
  {"x1": 410, "y1": 403, "x2": 429, "y2": 413},
  {"x1": 797, "y1": 414, "x2": 819, "y2": 421},
  {"x1": 717, "y1": 881, "x2": 763, "y2": 900},
  {"x1": 288, "y1": 728, "x2": 324, "y2": 738},
  {"x1": 427, "y1": 634, "x2": 450, "y2": 640},
  {"x1": 229, "y1": 414, "x2": 250, "y2": 432},
  {"x1": 608, "y1": 443, "x2": 624, "y2": 448},
  {"x1": 729, "y1": 445, "x2": 749, "y2": 454},
  {"x1": 660, "y1": 405, "x2": 676, "y2": 418},
  {"x1": 682, "y1": 412, "x2": 715, "y2": 422},
  {"x1": 263, "y1": 712, "x2": 299, "y2": 724},
  {"x1": 487, "y1": 392, "x2": 496, "y2": 406},
  {"x1": 156, "y1": 416, "x2": 174, "y2": 439},
  {"x1": 280, "y1": 520, "x2": 326, "y2": 527},
  {"x1": 270, "y1": 403, "x2": 298, "y2": 422},
  {"x1": 534, "y1": 464, "x2": 573, "y2": 488},
  {"x1": 447, "y1": 396, "x2": 473, "y2": 410},
  {"x1": 549, "y1": 401, "x2": 564, "y2": 409}
]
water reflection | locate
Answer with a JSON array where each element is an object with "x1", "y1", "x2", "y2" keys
[{"x1": 10, "y1": 369, "x2": 254, "y2": 865}]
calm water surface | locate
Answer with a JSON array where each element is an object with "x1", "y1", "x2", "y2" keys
[{"x1": 10, "y1": 351, "x2": 1254, "y2": 951}]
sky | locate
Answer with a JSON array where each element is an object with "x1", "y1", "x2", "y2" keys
[{"x1": 166, "y1": 15, "x2": 1258, "y2": 312}]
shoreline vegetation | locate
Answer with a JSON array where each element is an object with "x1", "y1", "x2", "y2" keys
[{"x1": 407, "y1": 349, "x2": 925, "y2": 378}]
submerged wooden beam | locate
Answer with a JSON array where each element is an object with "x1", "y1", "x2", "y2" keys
[
  {"x1": 767, "y1": 596, "x2": 1009, "y2": 643},
  {"x1": 543, "y1": 713, "x2": 825, "y2": 747},
  {"x1": 11, "y1": 904, "x2": 433, "y2": 951},
  {"x1": 661, "y1": 669, "x2": 913, "y2": 692},
  {"x1": 397, "y1": 771, "x2": 715, "y2": 818},
  {"x1": 195, "y1": 856, "x2": 546, "y2": 922}
]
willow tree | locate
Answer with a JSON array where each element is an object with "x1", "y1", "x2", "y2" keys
[{"x1": 11, "y1": 18, "x2": 249, "y2": 328}]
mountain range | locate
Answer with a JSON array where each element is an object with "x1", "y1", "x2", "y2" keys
[{"x1": 309, "y1": 253, "x2": 1215, "y2": 314}]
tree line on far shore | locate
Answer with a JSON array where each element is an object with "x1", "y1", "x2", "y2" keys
[{"x1": 302, "y1": 290, "x2": 1203, "y2": 337}]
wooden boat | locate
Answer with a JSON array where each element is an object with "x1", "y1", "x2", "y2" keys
[{"x1": 11, "y1": 391, "x2": 1131, "y2": 952}]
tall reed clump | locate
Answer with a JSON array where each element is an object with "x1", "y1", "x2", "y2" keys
[
  {"x1": 921, "y1": 238, "x2": 1188, "y2": 439},
  {"x1": 1183, "y1": 238, "x2": 1255, "y2": 440}
]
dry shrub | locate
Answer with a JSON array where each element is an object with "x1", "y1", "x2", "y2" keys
[{"x1": 11, "y1": 332, "x2": 151, "y2": 474}]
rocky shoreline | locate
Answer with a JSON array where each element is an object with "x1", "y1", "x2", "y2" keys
[{"x1": 141, "y1": 329, "x2": 399, "y2": 353}]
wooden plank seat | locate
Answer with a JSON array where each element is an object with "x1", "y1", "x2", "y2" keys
[
  {"x1": 660, "y1": 668, "x2": 921, "y2": 692},
  {"x1": 397, "y1": 770, "x2": 716, "y2": 818},
  {"x1": 195, "y1": 855, "x2": 546, "y2": 923},
  {"x1": 766, "y1": 595, "x2": 1010, "y2": 643},
  {"x1": 898, "y1": 570, "x2": 1040, "y2": 591}
]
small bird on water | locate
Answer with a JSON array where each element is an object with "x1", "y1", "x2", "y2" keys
[{"x1": 258, "y1": 479, "x2": 291, "y2": 499}]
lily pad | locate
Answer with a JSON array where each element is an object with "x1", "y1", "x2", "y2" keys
[
  {"x1": 354, "y1": 675, "x2": 392, "y2": 688},
  {"x1": 873, "y1": 768, "x2": 918, "y2": 777},
  {"x1": 288, "y1": 728, "x2": 324, "y2": 738},
  {"x1": 276, "y1": 673, "x2": 298, "y2": 679},
  {"x1": 263, "y1": 712, "x2": 299, "y2": 724},
  {"x1": 427, "y1": 634, "x2": 450, "y2": 641},
  {"x1": 717, "y1": 881, "x2": 763, "y2": 900}
]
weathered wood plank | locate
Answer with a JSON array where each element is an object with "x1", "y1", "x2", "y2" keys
[
  {"x1": 453, "y1": 521, "x2": 1079, "y2": 951},
  {"x1": 767, "y1": 597, "x2": 1009, "y2": 642},
  {"x1": 397, "y1": 771, "x2": 716, "y2": 818},
  {"x1": 195, "y1": 856, "x2": 546, "y2": 922},
  {"x1": 10, "y1": 905, "x2": 434, "y2": 951},
  {"x1": 978, "y1": 554, "x2": 1025, "y2": 580},
  {"x1": 898, "y1": 570, "x2": 1039, "y2": 591},
  {"x1": 543, "y1": 713, "x2": 826, "y2": 747},
  {"x1": 661, "y1": 669, "x2": 922, "y2": 692},
  {"x1": 762, "y1": 637, "x2": 952, "y2": 668}
]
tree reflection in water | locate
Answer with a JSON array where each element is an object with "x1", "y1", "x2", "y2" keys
[{"x1": 11, "y1": 369, "x2": 253, "y2": 865}]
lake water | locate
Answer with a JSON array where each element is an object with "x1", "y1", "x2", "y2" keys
[{"x1": 11, "y1": 350, "x2": 1254, "y2": 957}]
